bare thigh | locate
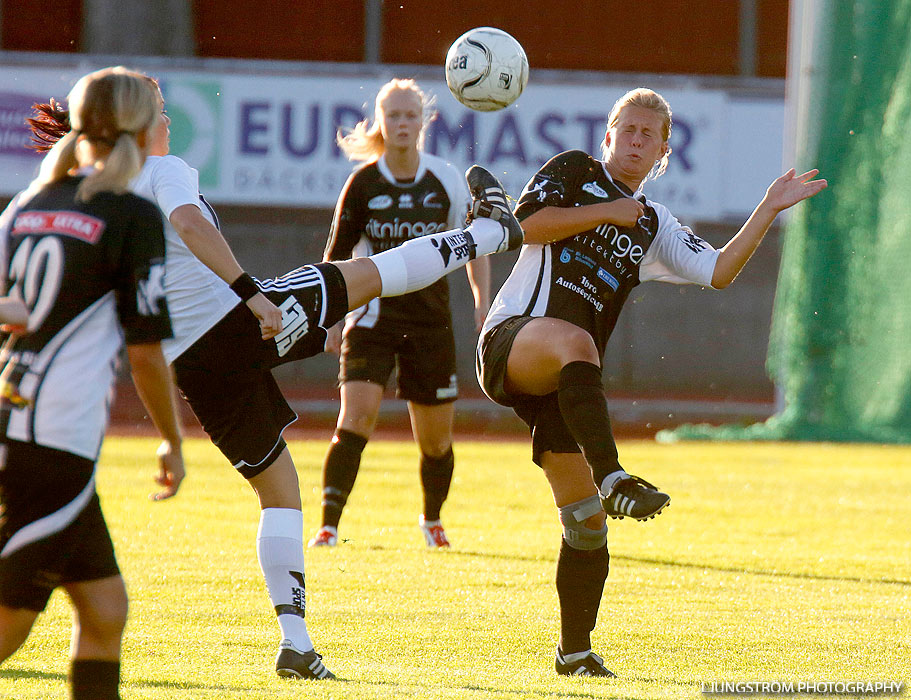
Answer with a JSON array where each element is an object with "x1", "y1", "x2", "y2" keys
[
  {"x1": 506, "y1": 317, "x2": 600, "y2": 396},
  {"x1": 0, "y1": 606, "x2": 39, "y2": 663},
  {"x1": 333, "y1": 259, "x2": 382, "y2": 311}
]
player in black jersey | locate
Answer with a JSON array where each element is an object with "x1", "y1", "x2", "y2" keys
[
  {"x1": 309, "y1": 79, "x2": 490, "y2": 550},
  {"x1": 0, "y1": 68, "x2": 184, "y2": 700},
  {"x1": 477, "y1": 88, "x2": 826, "y2": 676},
  {"x1": 25, "y1": 72, "x2": 523, "y2": 681}
]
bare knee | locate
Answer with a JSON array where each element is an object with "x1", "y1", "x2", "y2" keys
[
  {"x1": 420, "y1": 442, "x2": 452, "y2": 459},
  {"x1": 556, "y1": 327, "x2": 600, "y2": 366},
  {"x1": 558, "y1": 495, "x2": 608, "y2": 550},
  {"x1": 338, "y1": 414, "x2": 375, "y2": 438},
  {"x1": 249, "y1": 451, "x2": 302, "y2": 510},
  {"x1": 70, "y1": 582, "x2": 128, "y2": 655}
]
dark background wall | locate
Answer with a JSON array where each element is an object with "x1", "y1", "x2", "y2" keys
[{"x1": 2, "y1": 0, "x2": 789, "y2": 77}]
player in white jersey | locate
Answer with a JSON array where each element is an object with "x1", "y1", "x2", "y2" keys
[
  {"x1": 0, "y1": 67, "x2": 184, "y2": 700},
  {"x1": 26, "y1": 70, "x2": 523, "y2": 681},
  {"x1": 309, "y1": 79, "x2": 490, "y2": 551},
  {"x1": 477, "y1": 88, "x2": 826, "y2": 677}
]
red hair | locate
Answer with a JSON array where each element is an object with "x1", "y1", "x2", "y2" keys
[{"x1": 26, "y1": 98, "x2": 71, "y2": 152}]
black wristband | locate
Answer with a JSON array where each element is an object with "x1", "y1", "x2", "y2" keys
[{"x1": 230, "y1": 272, "x2": 259, "y2": 302}]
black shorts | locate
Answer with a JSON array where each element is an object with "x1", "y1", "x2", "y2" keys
[
  {"x1": 341, "y1": 323, "x2": 458, "y2": 405},
  {"x1": 477, "y1": 316, "x2": 580, "y2": 466},
  {"x1": 173, "y1": 263, "x2": 348, "y2": 478},
  {"x1": 0, "y1": 440, "x2": 119, "y2": 611}
]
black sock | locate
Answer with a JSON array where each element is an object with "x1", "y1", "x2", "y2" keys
[
  {"x1": 420, "y1": 448, "x2": 454, "y2": 521},
  {"x1": 321, "y1": 429, "x2": 368, "y2": 528},
  {"x1": 555, "y1": 539, "x2": 610, "y2": 654},
  {"x1": 557, "y1": 361, "x2": 622, "y2": 487},
  {"x1": 70, "y1": 659, "x2": 120, "y2": 700}
]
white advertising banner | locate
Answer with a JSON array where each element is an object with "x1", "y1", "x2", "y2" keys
[{"x1": 0, "y1": 64, "x2": 783, "y2": 221}]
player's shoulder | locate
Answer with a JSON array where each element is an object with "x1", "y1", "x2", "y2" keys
[
  {"x1": 642, "y1": 196, "x2": 674, "y2": 225},
  {"x1": 145, "y1": 154, "x2": 196, "y2": 177},
  {"x1": 420, "y1": 152, "x2": 466, "y2": 193},
  {"x1": 350, "y1": 158, "x2": 380, "y2": 179},
  {"x1": 545, "y1": 149, "x2": 599, "y2": 170},
  {"x1": 114, "y1": 189, "x2": 163, "y2": 221},
  {"x1": 420, "y1": 151, "x2": 460, "y2": 174}
]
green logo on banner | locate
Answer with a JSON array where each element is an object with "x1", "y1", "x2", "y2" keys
[{"x1": 162, "y1": 79, "x2": 221, "y2": 188}]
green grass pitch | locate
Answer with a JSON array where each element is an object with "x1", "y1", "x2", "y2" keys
[{"x1": 1, "y1": 437, "x2": 908, "y2": 698}]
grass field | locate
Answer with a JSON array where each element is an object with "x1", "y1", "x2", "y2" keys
[{"x1": 1, "y1": 436, "x2": 909, "y2": 699}]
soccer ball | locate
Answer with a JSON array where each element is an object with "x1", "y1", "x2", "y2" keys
[{"x1": 445, "y1": 27, "x2": 529, "y2": 112}]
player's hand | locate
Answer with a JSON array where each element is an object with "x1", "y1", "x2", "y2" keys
[
  {"x1": 763, "y1": 168, "x2": 827, "y2": 212},
  {"x1": 324, "y1": 322, "x2": 343, "y2": 354},
  {"x1": 151, "y1": 439, "x2": 185, "y2": 501},
  {"x1": 602, "y1": 198, "x2": 645, "y2": 228},
  {"x1": 246, "y1": 293, "x2": 283, "y2": 339}
]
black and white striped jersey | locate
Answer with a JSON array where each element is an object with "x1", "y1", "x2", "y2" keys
[
  {"x1": 0, "y1": 176, "x2": 172, "y2": 460},
  {"x1": 324, "y1": 153, "x2": 470, "y2": 328},
  {"x1": 481, "y1": 150, "x2": 719, "y2": 357}
]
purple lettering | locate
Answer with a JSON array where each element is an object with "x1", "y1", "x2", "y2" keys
[
  {"x1": 282, "y1": 103, "x2": 319, "y2": 158},
  {"x1": 240, "y1": 102, "x2": 270, "y2": 155},
  {"x1": 536, "y1": 113, "x2": 565, "y2": 160},
  {"x1": 575, "y1": 114, "x2": 608, "y2": 156},
  {"x1": 487, "y1": 113, "x2": 526, "y2": 164},
  {"x1": 427, "y1": 111, "x2": 476, "y2": 160},
  {"x1": 671, "y1": 117, "x2": 693, "y2": 171}
]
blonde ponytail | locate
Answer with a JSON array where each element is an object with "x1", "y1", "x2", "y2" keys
[{"x1": 25, "y1": 66, "x2": 158, "y2": 202}]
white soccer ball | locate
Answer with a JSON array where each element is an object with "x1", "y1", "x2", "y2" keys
[{"x1": 445, "y1": 27, "x2": 529, "y2": 112}]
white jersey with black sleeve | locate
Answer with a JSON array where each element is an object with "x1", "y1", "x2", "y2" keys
[
  {"x1": 481, "y1": 150, "x2": 720, "y2": 358},
  {"x1": 130, "y1": 155, "x2": 240, "y2": 362}
]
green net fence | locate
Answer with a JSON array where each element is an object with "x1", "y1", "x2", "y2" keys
[{"x1": 663, "y1": 0, "x2": 911, "y2": 443}]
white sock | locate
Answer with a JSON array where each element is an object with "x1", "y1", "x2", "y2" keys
[
  {"x1": 599, "y1": 470, "x2": 629, "y2": 496},
  {"x1": 256, "y1": 507, "x2": 313, "y2": 653},
  {"x1": 371, "y1": 218, "x2": 504, "y2": 296}
]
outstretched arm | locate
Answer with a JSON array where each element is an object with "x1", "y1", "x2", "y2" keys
[
  {"x1": 126, "y1": 342, "x2": 185, "y2": 501},
  {"x1": 169, "y1": 204, "x2": 283, "y2": 338},
  {"x1": 712, "y1": 169, "x2": 827, "y2": 289}
]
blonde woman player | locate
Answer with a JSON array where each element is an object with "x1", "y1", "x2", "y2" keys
[
  {"x1": 309, "y1": 79, "x2": 490, "y2": 550},
  {"x1": 26, "y1": 72, "x2": 520, "y2": 681},
  {"x1": 477, "y1": 87, "x2": 826, "y2": 676},
  {"x1": 0, "y1": 67, "x2": 183, "y2": 700}
]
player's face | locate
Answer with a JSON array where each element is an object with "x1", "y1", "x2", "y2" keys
[
  {"x1": 379, "y1": 89, "x2": 423, "y2": 152},
  {"x1": 604, "y1": 105, "x2": 668, "y2": 188},
  {"x1": 147, "y1": 95, "x2": 171, "y2": 157}
]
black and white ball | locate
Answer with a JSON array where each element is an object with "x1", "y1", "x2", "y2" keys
[{"x1": 445, "y1": 27, "x2": 529, "y2": 112}]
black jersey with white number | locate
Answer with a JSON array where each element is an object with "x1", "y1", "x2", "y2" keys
[
  {"x1": 481, "y1": 150, "x2": 719, "y2": 357},
  {"x1": 324, "y1": 153, "x2": 470, "y2": 328},
  {"x1": 0, "y1": 176, "x2": 171, "y2": 461}
]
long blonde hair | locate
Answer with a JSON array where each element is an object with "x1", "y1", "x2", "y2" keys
[
  {"x1": 29, "y1": 66, "x2": 158, "y2": 202},
  {"x1": 337, "y1": 78, "x2": 435, "y2": 162},
  {"x1": 602, "y1": 87, "x2": 673, "y2": 180}
]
